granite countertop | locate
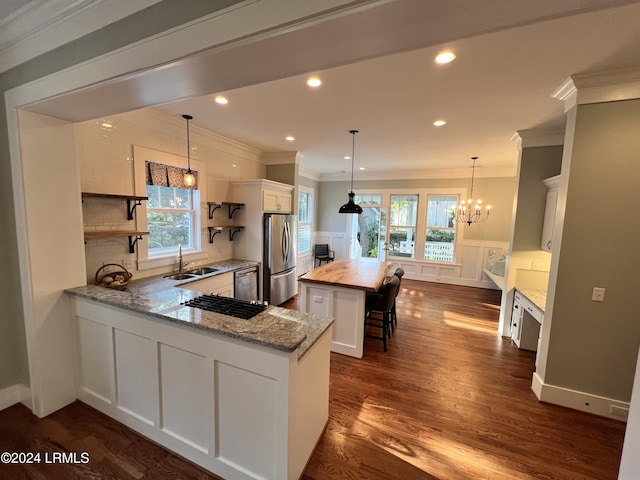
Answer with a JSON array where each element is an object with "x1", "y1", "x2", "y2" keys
[
  {"x1": 66, "y1": 259, "x2": 333, "y2": 360},
  {"x1": 517, "y1": 288, "x2": 547, "y2": 312}
]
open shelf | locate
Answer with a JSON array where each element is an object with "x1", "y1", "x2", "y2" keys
[
  {"x1": 82, "y1": 192, "x2": 148, "y2": 220},
  {"x1": 207, "y1": 202, "x2": 244, "y2": 219},
  {"x1": 208, "y1": 226, "x2": 244, "y2": 243},
  {"x1": 84, "y1": 230, "x2": 149, "y2": 253}
]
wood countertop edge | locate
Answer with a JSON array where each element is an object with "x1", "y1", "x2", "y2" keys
[{"x1": 298, "y1": 276, "x2": 378, "y2": 292}]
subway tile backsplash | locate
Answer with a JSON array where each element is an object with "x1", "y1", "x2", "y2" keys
[{"x1": 78, "y1": 108, "x2": 267, "y2": 284}]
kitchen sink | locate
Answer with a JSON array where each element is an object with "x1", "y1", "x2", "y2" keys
[
  {"x1": 186, "y1": 267, "x2": 219, "y2": 275},
  {"x1": 164, "y1": 273, "x2": 196, "y2": 280}
]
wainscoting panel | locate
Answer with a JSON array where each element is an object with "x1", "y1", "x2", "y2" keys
[{"x1": 317, "y1": 234, "x2": 509, "y2": 290}]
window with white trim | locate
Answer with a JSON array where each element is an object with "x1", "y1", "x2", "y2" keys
[
  {"x1": 146, "y1": 185, "x2": 199, "y2": 256},
  {"x1": 388, "y1": 194, "x2": 418, "y2": 258},
  {"x1": 298, "y1": 187, "x2": 313, "y2": 255},
  {"x1": 133, "y1": 146, "x2": 206, "y2": 268},
  {"x1": 425, "y1": 194, "x2": 458, "y2": 262}
]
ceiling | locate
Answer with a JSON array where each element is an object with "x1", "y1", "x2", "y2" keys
[{"x1": 18, "y1": 0, "x2": 640, "y2": 180}]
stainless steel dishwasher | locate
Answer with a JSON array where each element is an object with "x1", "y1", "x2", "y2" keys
[{"x1": 234, "y1": 266, "x2": 259, "y2": 302}]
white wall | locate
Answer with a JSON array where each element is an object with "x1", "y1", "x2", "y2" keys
[{"x1": 16, "y1": 110, "x2": 87, "y2": 416}]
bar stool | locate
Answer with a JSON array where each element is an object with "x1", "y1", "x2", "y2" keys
[
  {"x1": 364, "y1": 275, "x2": 400, "y2": 352},
  {"x1": 391, "y1": 268, "x2": 405, "y2": 331}
]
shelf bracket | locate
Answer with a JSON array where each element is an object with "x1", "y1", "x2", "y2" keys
[
  {"x1": 228, "y1": 204, "x2": 242, "y2": 219},
  {"x1": 128, "y1": 235, "x2": 143, "y2": 253},
  {"x1": 230, "y1": 227, "x2": 244, "y2": 241},
  {"x1": 127, "y1": 199, "x2": 143, "y2": 220},
  {"x1": 209, "y1": 228, "x2": 223, "y2": 243},
  {"x1": 208, "y1": 203, "x2": 222, "y2": 219}
]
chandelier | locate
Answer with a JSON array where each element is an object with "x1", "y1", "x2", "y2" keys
[{"x1": 454, "y1": 156, "x2": 490, "y2": 226}]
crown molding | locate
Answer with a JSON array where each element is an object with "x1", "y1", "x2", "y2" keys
[
  {"x1": 299, "y1": 168, "x2": 322, "y2": 182},
  {"x1": 0, "y1": 0, "x2": 162, "y2": 74},
  {"x1": 553, "y1": 67, "x2": 640, "y2": 111},
  {"x1": 511, "y1": 128, "x2": 565, "y2": 149},
  {"x1": 317, "y1": 165, "x2": 516, "y2": 182}
]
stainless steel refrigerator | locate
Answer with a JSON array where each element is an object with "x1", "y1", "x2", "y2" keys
[{"x1": 263, "y1": 213, "x2": 297, "y2": 305}]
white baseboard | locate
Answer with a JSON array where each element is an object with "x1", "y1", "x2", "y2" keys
[
  {"x1": 0, "y1": 384, "x2": 31, "y2": 411},
  {"x1": 532, "y1": 372, "x2": 629, "y2": 421}
]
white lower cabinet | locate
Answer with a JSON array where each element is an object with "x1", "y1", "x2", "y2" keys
[
  {"x1": 180, "y1": 272, "x2": 234, "y2": 297},
  {"x1": 72, "y1": 297, "x2": 330, "y2": 480},
  {"x1": 511, "y1": 290, "x2": 542, "y2": 352},
  {"x1": 511, "y1": 292, "x2": 524, "y2": 347}
]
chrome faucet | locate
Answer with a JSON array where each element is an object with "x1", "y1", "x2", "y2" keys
[{"x1": 178, "y1": 244, "x2": 183, "y2": 272}]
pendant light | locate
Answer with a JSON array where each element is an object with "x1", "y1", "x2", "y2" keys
[
  {"x1": 182, "y1": 114, "x2": 196, "y2": 188},
  {"x1": 338, "y1": 130, "x2": 363, "y2": 214},
  {"x1": 454, "y1": 156, "x2": 491, "y2": 225}
]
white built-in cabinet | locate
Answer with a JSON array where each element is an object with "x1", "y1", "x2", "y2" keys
[
  {"x1": 541, "y1": 175, "x2": 560, "y2": 252},
  {"x1": 72, "y1": 297, "x2": 330, "y2": 480},
  {"x1": 511, "y1": 290, "x2": 542, "y2": 352},
  {"x1": 231, "y1": 179, "x2": 295, "y2": 299},
  {"x1": 263, "y1": 188, "x2": 292, "y2": 213},
  {"x1": 180, "y1": 272, "x2": 234, "y2": 297}
]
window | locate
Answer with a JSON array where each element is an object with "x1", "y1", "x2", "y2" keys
[
  {"x1": 425, "y1": 194, "x2": 458, "y2": 262},
  {"x1": 355, "y1": 193, "x2": 382, "y2": 205},
  {"x1": 146, "y1": 185, "x2": 199, "y2": 256},
  {"x1": 298, "y1": 188, "x2": 313, "y2": 255},
  {"x1": 388, "y1": 195, "x2": 418, "y2": 258}
]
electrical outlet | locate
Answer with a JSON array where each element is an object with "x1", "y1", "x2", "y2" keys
[
  {"x1": 313, "y1": 295, "x2": 324, "y2": 303},
  {"x1": 610, "y1": 405, "x2": 629, "y2": 419},
  {"x1": 122, "y1": 258, "x2": 135, "y2": 269},
  {"x1": 592, "y1": 287, "x2": 606, "y2": 302}
]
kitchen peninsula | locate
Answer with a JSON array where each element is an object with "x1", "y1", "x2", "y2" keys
[
  {"x1": 66, "y1": 260, "x2": 333, "y2": 480},
  {"x1": 299, "y1": 258, "x2": 393, "y2": 358}
]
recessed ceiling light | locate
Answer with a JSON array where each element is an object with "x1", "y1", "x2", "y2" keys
[
  {"x1": 435, "y1": 51, "x2": 456, "y2": 64},
  {"x1": 215, "y1": 95, "x2": 228, "y2": 104},
  {"x1": 359, "y1": 167, "x2": 365, "y2": 170},
  {"x1": 433, "y1": 120, "x2": 447, "y2": 127},
  {"x1": 307, "y1": 77, "x2": 322, "y2": 87},
  {"x1": 344, "y1": 156, "x2": 351, "y2": 160},
  {"x1": 286, "y1": 136, "x2": 295, "y2": 142}
]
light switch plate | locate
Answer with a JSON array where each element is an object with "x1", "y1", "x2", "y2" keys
[{"x1": 592, "y1": 287, "x2": 606, "y2": 302}]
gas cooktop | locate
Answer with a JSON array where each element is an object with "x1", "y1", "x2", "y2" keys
[{"x1": 181, "y1": 295, "x2": 267, "y2": 319}]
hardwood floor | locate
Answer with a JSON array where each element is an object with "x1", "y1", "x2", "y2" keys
[{"x1": 0, "y1": 280, "x2": 626, "y2": 479}]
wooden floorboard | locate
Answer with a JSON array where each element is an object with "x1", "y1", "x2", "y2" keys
[{"x1": 0, "y1": 280, "x2": 626, "y2": 479}]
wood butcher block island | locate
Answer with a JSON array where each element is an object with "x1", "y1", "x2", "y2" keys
[{"x1": 300, "y1": 258, "x2": 393, "y2": 358}]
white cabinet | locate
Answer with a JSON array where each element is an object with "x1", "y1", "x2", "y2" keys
[
  {"x1": 541, "y1": 175, "x2": 560, "y2": 252},
  {"x1": 231, "y1": 179, "x2": 295, "y2": 299},
  {"x1": 72, "y1": 296, "x2": 331, "y2": 480},
  {"x1": 511, "y1": 291, "x2": 524, "y2": 347},
  {"x1": 263, "y1": 189, "x2": 292, "y2": 213},
  {"x1": 511, "y1": 290, "x2": 542, "y2": 351},
  {"x1": 180, "y1": 272, "x2": 234, "y2": 297}
]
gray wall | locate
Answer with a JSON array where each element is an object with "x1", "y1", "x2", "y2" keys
[
  {"x1": 267, "y1": 164, "x2": 298, "y2": 186},
  {"x1": 546, "y1": 99, "x2": 640, "y2": 400},
  {"x1": 318, "y1": 177, "x2": 516, "y2": 242},
  {"x1": 0, "y1": 0, "x2": 243, "y2": 391},
  {"x1": 512, "y1": 146, "x2": 563, "y2": 252}
]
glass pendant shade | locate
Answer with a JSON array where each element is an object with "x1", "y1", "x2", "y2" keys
[{"x1": 182, "y1": 114, "x2": 195, "y2": 188}]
